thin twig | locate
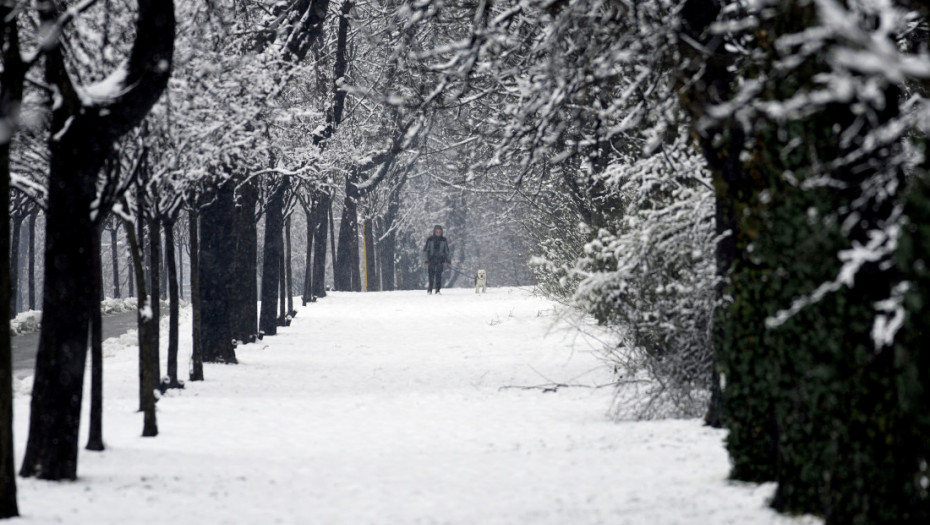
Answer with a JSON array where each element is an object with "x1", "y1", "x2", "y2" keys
[{"x1": 499, "y1": 379, "x2": 648, "y2": 393}]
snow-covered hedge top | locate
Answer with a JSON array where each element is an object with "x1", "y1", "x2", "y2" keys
[{"x1": 10, "y1": 296, "x2": 175, "y2": 336}]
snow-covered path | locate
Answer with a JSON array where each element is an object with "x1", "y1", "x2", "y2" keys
[{"x1": 12, "y1": 287, "x2": 818, "y2": 524}]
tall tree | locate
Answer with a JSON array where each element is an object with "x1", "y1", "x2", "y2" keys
[
  {"x1": 302, "y1": 204, "x2": 315, "y2": 304},
  {"x1": 124, "y1": 217, "x2": 158, "y2": 437},
  {"x1": 0, "y1": 157, "x2": 16, "y2": 519},
  {"x1": 199, "y1": 177, "x2": 239, "y2": 363},
  {"x1": 26, "y1": 210, "x2": 37, "y2": 310},
  {"x1": 188, "y1": 209, "x2": 204, "y2": 380},
  {"x1": 21, "y1": 0, "x2": 175, "y2": 480},
  {"x1": 147, "y1": 215, "x2": 161, "y2": 381},
  {"x1": 328, "y1": 0, "x2": 428, "y2": 293},
  {"x1": 362, "y1": 216, "x2": 378, "y2": 291},
  {"x1": 107, "y1": 217, "x2": 121, "y2": 298},
  {"x1": 311, "y1": 190, "x2": 332, "y2": 298},
  {"x1": 164, "y1": 219, "x2": 181, "y2": 388},
  {"x1": 230, "y1": 180, "x2": 258, "y2": 343},
  {"x1": 85, "y1": 221, "x2": 105, "y2": 452},
  {"x1": 260, "y1": 182, "x2": 286, "y2": 335},
  {"x1": 0, "y1": 3, "x2": 24, "y2": 516},
  {"x1": 334, "y1": 172, "x2": 360, "y2": 291},
  {"x1": 285, "y1": 215, "x2": 295, "y2": 314},
  {"x1": 127, "y1": 253, "x2": 135, "y2": 297},
  {"x1": 7, "y1": 206, "x2": 26, "y2": 317},
  {"x1": 278, "y1": 231, "x2": 287, "y2": 322},
  {"x1": 377, "y1": 169, "x2": 408, "y2": 292},
  {"x1": 177, "y1": 222, "x2": 184, "y2": 302}
]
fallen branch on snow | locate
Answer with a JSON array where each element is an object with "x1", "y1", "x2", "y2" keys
[{"x1": 499, "y1": 380, "x2": 648, "y2": 393}]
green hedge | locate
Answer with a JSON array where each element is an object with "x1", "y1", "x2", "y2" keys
[{"x1": 711, "y1": 2, "x2": 929, "y2": 522}]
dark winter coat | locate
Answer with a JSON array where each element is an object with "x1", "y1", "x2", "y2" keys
[{"x1": 423, "y1": 235, "x2": 450, "y2": 264}]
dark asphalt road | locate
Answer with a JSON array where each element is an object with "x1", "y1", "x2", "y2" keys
[{"x1": 12, "y1": 310, "x2": 141, "y2": 379}]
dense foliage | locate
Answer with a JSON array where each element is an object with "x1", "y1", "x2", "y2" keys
[{"x1": 676, "y1": 0, "x2": 930, "y2": 522}]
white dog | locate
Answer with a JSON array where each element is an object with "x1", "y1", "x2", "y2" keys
[{"x1": 475, "y1": 269, "x2": 487, "y2": 293}]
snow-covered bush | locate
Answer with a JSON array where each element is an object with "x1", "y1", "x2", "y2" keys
[
  {"x1": 545, "y1": 135, "x2": 718, "y2": 419},
  {"x1": 9, "y1": 297, "x2": 175, "y2": 336},
  {"x1": 10, "y1": 310, "x2": 42, "y2": 337},
  {"x1": 526, "y1": 198, "x2": 591, "y2": 304},
  {"x1": 576, "y1": 187, "x2": 716, "y2": 418},
  {"x1": 99, "y1": 297, "x2": 139, "y2": 316}
]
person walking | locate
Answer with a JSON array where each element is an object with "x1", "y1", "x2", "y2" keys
[{"x1": 423, "y1": 225, "x2": 451, "y2": 294}]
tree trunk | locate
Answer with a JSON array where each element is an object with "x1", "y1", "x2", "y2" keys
[
  {"x1": 313, "y1": 191, "x2": 332, "y2": 298},
  {"x1": 110, "y1": 222, "x2": 120, "y2": 298},
  {"x1": 329, "y1": 198, "x2": 337, "y2": 285},
  {"x1": 159, "y1": 233, "x2": 168, "y2": 298},
  {"x1": 9, "y1": 215, "x2": 23, "y2": 318},
  {"x1": 0, "y1": 140, "x2": 18, "y2": 515},
  {"x1": 363, "y1": 218, "x2": 379, "y2": 291},
  {"x1": 278, "y1": 240, "x2": 287, "y2": 323},
  {"x1": 445, "y1": 192, "x2": 467, "y2": 289},
  {"x1": 249, "y1": 216, "x2": 259, "y2": 332},
  {"x1": 141, "y1": 203, "x2": 150, "y2": 302},
  {"x1": 349, "y1": 215, "x2": 362, "y2": 292},
  {"x1": 86, "y1": 227, "x2": 104, "y2": 451},
  {"x1": 148, "y1": 217, "x2": 161, "y2": 386},
  {"x1": 677, "y1": 0, "x2": 731, "y2": 431},
  {"x1": 20, "y1": 150, "x2": 100, "y2": 480},
  {"x1": 302, "y1": 207, "x2": 314, "y2": 305},
  {"x1": 378, "y1": 176, "x2": 404, "y2": 292},
  {"x1": 379, "y1": 226, "x2": 396, "y2": 291},
  {"x1": 286, "y1": 215, "x2": 294, "y2": 314},
  {"x1": 335, "y1": 176, "x2": 360, "y2": 291},
  {"x1": 27, "y1": 211, "x2": 37, "y2": 310},
  {"x1": 127, "y1": 254, "x2": 135, "y2": 297},
  {"x1": 259, "y1": 184, "x2": 285, "y2": 336},
  {"x1": 231, "y1": 180, "x2": 258, "y2": 343},
  {"x1": 178, "y1": 228, "x2": 184, "y2": 302},
  {"x1": 124, "y1": 221, "x2": 158, "y2": 437},
  {"x1": 188, "y1": 210, "x2": 204, "y2": 381},
  {"x1": 199, "y1": 181, "x2": 238, "y2": 363},
  {"x1": 165, "y1": 220, "x2": 181, "y2": 389},
  {"x1": 20, "y1": 0, "x2": 174, "y2": 479},
  {"x1": 135, "y1": 215, "x2": 146, "y2": 409},
  {"x1": 0, "y1": 14, "x2": 23, "y2": 508}
]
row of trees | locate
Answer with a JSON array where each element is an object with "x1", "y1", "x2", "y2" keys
[
  {"x1": 6, "y1": 212, "x2": 189, "y2": 318},
  {"x1": 3, "y1": 0, "x2": 537, "y2": 518},
  {"x1": 4, "y1": 1, "x2": 537, "y2": 320}
]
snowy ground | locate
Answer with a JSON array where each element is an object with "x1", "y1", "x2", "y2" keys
[{"x1": 11, "y1": 287, "x2": 820, "y2": 524}]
